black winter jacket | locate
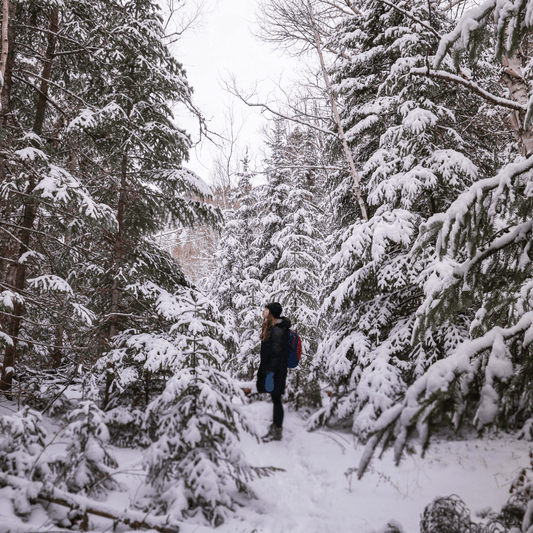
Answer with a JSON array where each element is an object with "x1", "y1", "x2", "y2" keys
[{"x1": 256, "y1": 317, "x2": 291, "y2": 395}]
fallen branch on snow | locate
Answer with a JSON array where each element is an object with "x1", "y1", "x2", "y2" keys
[{"x1": 0, "y1": 473, "x2": 180, "y2": 533}]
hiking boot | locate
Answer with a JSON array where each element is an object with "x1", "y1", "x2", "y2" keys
[
  {"x1": 272, "y1": 427, "x2": 282, "y2": 441},
  {"x1": 261, "y1": 424, "x2": 276, "y2": 442}
]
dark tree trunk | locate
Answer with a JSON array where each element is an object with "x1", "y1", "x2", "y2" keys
[
  {"x1": 33, "y1": 7, "x2": 58, "y2": 136},
  {"x1": 1, "y1": 176, "x2": 37, "y2": 392},
  {"x1": 51, "y1": 323, "x2": 64, "y2": 368},
  {"x1": 1, "y1": 8, "x2": 58, "y2": 393},
  {"x1": 102, "y1": 153, "x2": 128, "y2": 409}
]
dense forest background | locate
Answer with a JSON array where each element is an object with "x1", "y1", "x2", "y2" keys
[{"x1": 2, "y1": 0, "x2": 533, "y2": 530}]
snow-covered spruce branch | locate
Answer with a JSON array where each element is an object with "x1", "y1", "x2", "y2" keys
[
  {"x1": 451, "y1": 218, "x2": 533, "y2": 277},
  {"x1": 0, "y1": 221, "x2": 95, "y2": 257},
  {"x1": 12, "y1": 74, "x2": 66, "y2": 115},
  {"x1": 417, "y1": 219, "x2": 533, "y2": 322},
  {"x1": 18, "y1": 69, "x2": 94, "y2": 108},
  {"x1": 269, "y1": 164, "x2": 347, "y2": 171},
  {"x1": 3, "y1": 183, "x2": 115, "y2": 225},
  {"x1": 432, "y1": 153, "x2": 533, "y2": 256},
  {"x1": 432, "y1": 0, "x2": 496, "y2": 68},
  {"x1": 0, "y1": 473, "x2": 181, "y2": 532},
  {"x1": 410, "y1": 67, "x2": 524, "y2": 112},
  {"x1": 357, "y1": 311, "x2": 533, "y2": 478},
  {"x1": 15, "y1": 24, "x2": 100, "y2": 49},
  {"x1": 375, "y1": 0, "x2": 441, "y2": 39},
  {"x1": 0, "y1": 332, "x2": 91, "y2": 351},
  {"x1": 0, "y1": 280, "x2": 94, "y2": 328}
]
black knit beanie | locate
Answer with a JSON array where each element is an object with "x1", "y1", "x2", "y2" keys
[{"x1": 265, "y1": 302, "x2": 282, "y2": 318}]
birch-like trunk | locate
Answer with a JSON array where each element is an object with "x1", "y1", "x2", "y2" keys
[
  {"x1": 0, "y1": 0, "x2": 9, "y2": 81},
  {"x1": 306, "y1": 0, "x2": 368, "y2": 221},
  {"x1": 0, "y1": 0, "x2": 13, "y2": 124},
  {"x1": 501, "y1": 52, "x2": 533, "y2": 156},
  {"x1": 0, "y1": 0, "x2": 14, "y2": 284}
]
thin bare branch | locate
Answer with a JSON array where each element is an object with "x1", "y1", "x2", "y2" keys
[
  {"x1": 411, "y1": 67, "x2": 525, "y2": 112},
  {"x1": 237, "y1": 95, "x2": 336, "y2": 137},
  {"x1": 307, "y1": 0, "x2": 368, "y2": 220},
  {"x1": 12, "y1": 73, "x2": 65, "y2": 115},
  {"x1": 18, "y1": 68, "x2": 93, "y2": 108}
]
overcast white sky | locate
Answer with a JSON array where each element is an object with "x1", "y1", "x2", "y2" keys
[{"x1": 173, "y1": 0, "x2": 299, "y2": 184}]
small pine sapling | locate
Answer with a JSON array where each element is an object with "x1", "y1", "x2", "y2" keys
[
  {"x1": 144, "y1": 288, "x2": 281, "y2": 526},
  {"x1": 0, "y1": 406, "x2": 50, "y2": 481},
  {"x1": 52, "y1": 400, "x2": 118, "y2": 496},
  {"x1": 0, "y1": 407, "x2": 50, "y2": 516},
  {"x1": 507, "y1": 450, "x2": 533, "y2": 530}
]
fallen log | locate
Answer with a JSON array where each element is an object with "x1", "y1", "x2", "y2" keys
[{"x1": 0, "y1": 473, "x2": 180, "y2": 533}]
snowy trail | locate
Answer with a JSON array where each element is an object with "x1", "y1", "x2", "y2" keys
[
  {"x1": 180, "y1": 399, "x2": 532, "y2": 533},
  {"x1": 1, "y1": 398, "x2": 531, "y2": 533}
]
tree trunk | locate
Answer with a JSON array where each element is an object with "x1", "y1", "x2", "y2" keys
[
  {"x1": 51, "y1": 323, "x2": 64, "y2": 368},
  {"x1": 501, "y1": 52, "x2": 533, "y2": 157},
  {"x1": 0, "y1": 0, "x2": 9, "y2": 81},
  {"x1": 102, "y1": 153, "x2": 127, "y2": 408},
  {"x1": 1, "y1": 8, "x2": 58, "y2": 393},
  {"x1": 1, "y1": 176, "x2": 37, "y2": 392},
  {"x1": 0, "y1": 0, "x2": 14, "y2": 126},
  {"x1": 0, "y1": 0, "x2": 15, "y2": 281},
  {"x1": 306, "y1": 0, "x2": 368, "y2": 221},
  {"x1": 33, "y1": 7, "x2": 58, "y2": 136}
]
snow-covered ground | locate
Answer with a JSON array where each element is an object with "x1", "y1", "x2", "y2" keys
[{"x1": 1, "y1": 398, "x2": 530, "y2": 533}]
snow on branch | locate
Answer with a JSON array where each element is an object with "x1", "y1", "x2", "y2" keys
[
  {"x1": 27, "y1": 275, "x2": 74, "y2": 295},
  {"x1": 437, "y1": 153, "x2": 533, "y2": 255},
  {"x1": 357, "y1": 310, "x2": 533, "y2": 478},
  {"x1": 433, "y1": 0, "x2": 497, "y2": 68},
  {"x1": 417, "y1": 218, "x2": 533, "y2": 322},
  {"x1": 410, "y1": 67, "x2": 524, "y2": 112},
  {"x1": 0, "y1": 473, "x2": 182, "y2": 533},
  {"x1": 375, "y1": 0, "x2": 442, "y2": 40},
  {"x1": 452, "y1": 218, "x2": 533, "y2": 277}
]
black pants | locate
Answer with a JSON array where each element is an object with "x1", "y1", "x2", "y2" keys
[{"x1": 271, "y1": 393, "x2": 284, "y2": 428}]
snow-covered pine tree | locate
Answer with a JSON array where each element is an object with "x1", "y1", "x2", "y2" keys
[
  {"x1": 0, "y1": 0, "x2": 117, "y2": 392},
  {"x1": 59, "y1": 0, "x2": 221, "y2": 407},
  {"x1": 143, "y1": 287, "x2": 278, "y2": 526},
  {"x1": 309, "y1": 0, "x2": 509, "y2": 438},
  {"x1": 356, "y1": 0, "x2": 533, "y2": 477},
  {"x1": 0, "y1": 406, "x2": 49, "y2": 481},
  {"x1": 267, "y1": 127, "x2": 324, "y2": 407},
  {"x1": 209, "y1": 155, "x2": 263, "y2": 381},
  {"x1": 254, "y1": 118, "x2": 292, "y2": 287}
]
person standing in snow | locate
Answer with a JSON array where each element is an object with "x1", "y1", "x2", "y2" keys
[{"x1": 257, "y1": 302, "x2": 291, "y2": 442}]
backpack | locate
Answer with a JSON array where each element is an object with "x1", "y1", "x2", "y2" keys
[{"x1": 287, "y1": 329, "x2": 302, "y2": 368}]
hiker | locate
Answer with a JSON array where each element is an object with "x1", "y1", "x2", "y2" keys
[{"x1": 257, "y1": 302, "x2": 291, "y2": 442}]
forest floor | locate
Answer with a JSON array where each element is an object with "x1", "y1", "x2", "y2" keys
[{"x1": 1, "y1": 397, "x2": 531, "y2": 533}]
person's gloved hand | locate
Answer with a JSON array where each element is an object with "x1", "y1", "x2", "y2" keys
[{"x1": 265, "y1": 372, "x2": 274, "y2": 392}]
